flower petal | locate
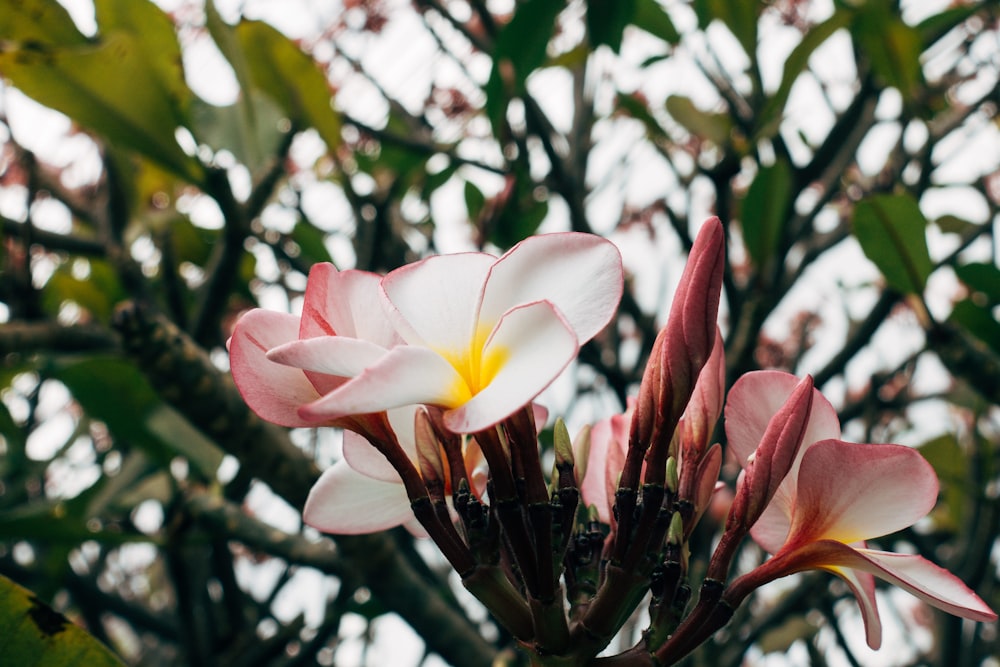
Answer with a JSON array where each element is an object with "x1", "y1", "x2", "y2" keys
[
  {"x1": 303, "y1": 461, "x2": 414, "y2": 534},
  {"x1": 726, "y1": 370, "x2": 841, "y2": 526},
  {"x1": 342, "y1": 406, "x2": 419, "y2": 483},
  {"x1": 442, "y1": 300, "x2": 578, "y2": 433},
  {"x1": 478, "y1": 233, "x2": 624, "y2": 342},
  {"x1": 786, "y1": 440, "x2": 938, "y2": 546},
  {"x1": 266, "y1": 335, "x2": 388, "y2": 378},
  {"x1": 725, "y1": 371, "x2": 841, "y2": 466},
  {"x1": 380, "y1": 252, "x2": 495, "y2": 349},
  {"x1": 300, "y1": 264, "x2": 398, "y2": 346},
  {"x1": 298, "y1": 345, "x2": 465, "y2": 421},
  {"x1": 582, "y1": 416, "x2": 614, "y2": 524},
  {"x1": 750, "y1": 500, "x2": 794, "y2": 554},
  {"x1": 228, "y1": 309, "x2": 321, "y2": 427},
  {"x1": 851, "y1": 548, "x2": 997, "y2": 623},
  {"x1": 825, "y1": 560, "x2": 882, "y2": 649}
]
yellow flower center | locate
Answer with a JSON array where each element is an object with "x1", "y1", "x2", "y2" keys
[{"x1": 438, "y1": 324, "x2": 508, "y2": 405}]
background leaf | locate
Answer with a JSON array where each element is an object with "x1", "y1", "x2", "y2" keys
[
  {"x1": 0, "y1": 574, "x2": 126, "y2": 667},
  {"x1": 852, "y1": 194, "x2": 934, "y2": 294}
]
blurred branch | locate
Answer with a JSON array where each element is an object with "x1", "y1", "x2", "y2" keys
[
  {"x1": 0, "y1": 320, "x2": 121, "y2": 356},
  {"x1": 184, "y1": 491, "x2": 353, "y2": 578}
]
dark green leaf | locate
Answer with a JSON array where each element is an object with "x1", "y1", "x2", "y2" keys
[
  {"x1": 935, "y1": 214, "x2": 978, "y2": 236},
  {"x1": 632, "y1": 0, "x2": 680, "y2": 45},
  {"x1": 291, "y1": 223, "x2": 333, "y2": 265},
  {"x1": 741, "y1": 158, "x2": 793, "y2": 268},
  {"x1": 41, "y1": 259, "x2": 125, "y2": 323},
  {"x1": 587, "y1": 0, "x2": 636, "y2": 52},
  {"x1": 949, "y1": 299, "x2": 1000, "y2": 356},
  {"x1": 0, "y1": 574, "x2": 127, "y2": 667},
  {"x1": 692, "y1": 0, "x2": 757, "y2": 59},
  {"x1": 464, "y1": 181, "x2": 486, "y2": 222},
  {"x1": 954, "y1": 262, "x2": 1000, "y2": 306},
  {"x1": 616, "y1": 92, "x2": 669, "y2": 141},
  {"x1": 852, "y1": 194, "x2": 933, "y2": 294},
  {"x1": 916, "y1": 5, "x2": 978, "y2": 48},
  {"x1": 853, "y1": 4, "x2": 922, "y2": 99}
]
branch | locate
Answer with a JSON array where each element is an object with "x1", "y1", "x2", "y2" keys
[{"x1": 0, "y1": 320, "x2": 121, "y2": 356}]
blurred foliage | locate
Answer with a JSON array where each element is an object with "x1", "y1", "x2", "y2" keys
[{"x1": 1, "y1": 0, "x2": 998, "y2": 665}]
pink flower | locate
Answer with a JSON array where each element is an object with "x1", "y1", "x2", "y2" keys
[
  {"x1": 724, "y1": 371, "x2": 996, "y2": 649},
  {"x1": 229, "y1": 233, "x2": 623, "y2": 435},
  {"x1": 577, "y1": 400, "x2": 634, "y2": 525}
]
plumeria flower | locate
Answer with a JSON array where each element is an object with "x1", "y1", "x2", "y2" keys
[
  {"x1": 576, "y1": 400, "x2": 634, "y2": 525},
  {"x1": 723, "y1": 371, "x2": 996, "y2": 649},
  {"x1": 232, "y1": 233, "x2": 623, "y2": 435}
]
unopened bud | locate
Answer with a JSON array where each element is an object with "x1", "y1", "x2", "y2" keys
[
  {"x1": 667, "y1": 511, "x2": 684, "y2": 546},
  {"x1": 415, "y1": 407, "x2": 445, "y2": 486},
  {"x1": 554, "y1": 418, "x2": 575, "y2": 468},
  {"x1": 665, "y1": 456, "x2": 679, "y2": 494}
]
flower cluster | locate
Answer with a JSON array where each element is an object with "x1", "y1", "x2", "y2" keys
[{"x1": 229, "y1": 218, "x2": 995, "y2": 665}]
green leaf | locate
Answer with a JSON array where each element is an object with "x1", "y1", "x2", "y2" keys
[
  {"x1": 616, "y1": 92, "x2": 669, "y2": 142},
  {"x1": 632, "y1": 0, "x2": 680, "y2": 45},
  {"x1": 464, "y1": 181, "x2": 487, "y2": 222},
  {"x1": 692, "y1": 0, "x2": 757, "y2": 59},
  {"x1": 949, "y1": 299, "x2": 1000, "y2": 356},
  {"x1": 741, "y1": 158, "x2": 793, "y2": 268},
  {"x1": 484, "y1": 0, "x2": 567, "y2": 130},
  {"x1": 290, "y1": 223, "x2": 333, "y2": 265},
  {"x1": 954, "y1": 262, "x2": 1000, "y2": 306},
  {"x1": 0, "y1": 33, "x2": 205, "y2": 184},
  {"x1": 757, "y1": 10, "x2": 852, "y2": 140},
  {"x1": 204, "y1": 0, "x2": 276, "y2": 170},
  {"x1": 51, "y1": 357, "x2": 225, "y2": 477},
  {"x1": 918, "y1": 434, "x2": 967, "y2": 530},
  {"x1": 852, "y1": 194, "x2": 933, "y2": 294},
  {"x1": 0, "y1": 574, "x2": 127, "y2": 667},
  {"x1": 587, "y1": 0, "x2": 637, "y2": 52},
  {"x1": 665, "y1": 95, "x2": 732, "y2": 146},
  {"x1": 233, "y1": 20, "x2": 341, "y2": 153},
  {"x1": 93, "y1": 0, "x2": 191, "y2": 118},
  {"x1": 934, "y1": 214, "x2": 978, "y2": 236},
  {"x1": 853, "y1": 4, "x2": 922, "y2": 99},
  {"x1": 189, "y1": 91, "x2": 287, "y2": 175},
  {"x1": 41, "y1": 259, "x2": 125, "y2": 323},
  {"x1": 0, "y1": 0, "x2": 89, "y2": 46},
  {"x1": 917, "y1": 5, "x2": 978, "y2": 47}
]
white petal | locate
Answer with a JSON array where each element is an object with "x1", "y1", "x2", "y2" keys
[
  {"x1": 443, "y1": 300, "x2": 577, "y2": 433},
  {"x1": 303, "y1": 461, "x2": 414, "y2": 534},
  {"x1": 299, "y1": 345, "x2": 466, "y2": 421},
  {"x1": 342, "y1": 406, "x2": 420, "y2": 483},
  {"x1": 479, "y1": 233, "x2": 623, "y2": 342},
  {"x1": 381, "y1": 252, "x2": 495, "y2": 349},
  {"x1": 852, "y1": 548, "x2": 996, "y2": 622},
  {"x1": 266, "y1": 336, "x2": 388, "y2": 377}
]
